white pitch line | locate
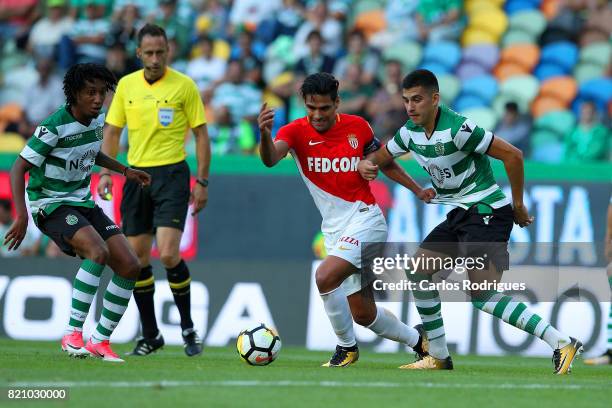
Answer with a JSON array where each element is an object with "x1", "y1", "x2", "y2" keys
[{"x1": 6, "y1": 380, "x2": 608, "y2": 390}]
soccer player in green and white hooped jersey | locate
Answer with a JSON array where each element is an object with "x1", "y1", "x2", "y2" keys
[
  {"x1": 3, "y1": 63, "x2": 151, "y2": 362},
  {"x1": 359, "y1": 69, "x2": 583, "y2": 374}
]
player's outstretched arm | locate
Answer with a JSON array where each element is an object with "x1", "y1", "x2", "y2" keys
[
  {"x1": 361, "y1": 147, "x2": 435, "y2": 202},
  {"x1": 95, "y1": 151, "x2": 151, "y2": 187},
  {"x1": 487, "y1": 136, "x2": 533, "y2": 227},
  {"x1": 379, "y1": 161, "x2": 435, "y2": 203},
  {"x1": 3, "y1": 157, "x2": 33, "y2": 250},
  {"x1": 258, "y1": 103, "x2": 289, "y2": 167}
]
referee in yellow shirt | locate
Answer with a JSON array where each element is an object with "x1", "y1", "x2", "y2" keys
[{"x1": 97, "y1": 24, "x2": 211, "y2": 357}]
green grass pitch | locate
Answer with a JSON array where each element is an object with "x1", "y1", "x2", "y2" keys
[{"x1": 1, "y1": 339, "x2": 610, "y2": 408}]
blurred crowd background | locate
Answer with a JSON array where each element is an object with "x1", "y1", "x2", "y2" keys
[{"x1": 0, "y1": 0, "x2": 610, "y2": 257}]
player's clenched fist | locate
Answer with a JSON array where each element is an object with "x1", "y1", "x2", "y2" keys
[
  {"x1": 258, "y1": 103, "x2": 275, "y2": 136},
  {"x1": 358, "y1": 159, "x2": 378, "y2": 181}
]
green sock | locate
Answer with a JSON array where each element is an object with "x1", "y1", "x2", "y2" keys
[
  {"x1": 67, "y1": 260, "x2": 104, "y2": 333},
  {"x1": 472, "y1": 290, "x2": 570, "y2": 349},
  {"x1": 408, "y1": 272, "x2": 449, "y2": 359},
  {"x1": 92, "y1": 274, "x2": 135, "y2": 343}
]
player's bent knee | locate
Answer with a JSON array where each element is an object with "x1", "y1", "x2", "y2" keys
[
  {"x1": 315, "y1": 266, "x2": 340, "y2": 293},
  {"x1": 160, "y1": 254, "x2": 180, "y2": 269},
  {"x1": 353, "y1": 311, "x2": 375, "y2": 327},
  {"x1": 89, "y1": 244, "x2": 110, "y2": 265},
  {"x1": 122, "y1": 257, "x2": 141, "y2": 280}
]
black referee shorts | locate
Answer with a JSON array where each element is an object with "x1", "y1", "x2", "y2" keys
[
  {"x1": 121, "y1": 160, "x2": 190, "y2": 236},
  {"x1": 421, "y1": 204, "x2": 514, "y2": 272}
]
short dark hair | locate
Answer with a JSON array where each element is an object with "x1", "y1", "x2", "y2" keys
[
  {"x1": 306, "y1": 30, "x2": 323, "y2": 42},
  {"x1": 63, "y1": 63, "x2": 117, "y2": 107},
  {"x1": 137, "y1": 23, "x2": 167, "y2": 46},
  {"x1": 300, "y1": 72, "x2": 339, "y2": 101},
  {"x1": 505, "y1": 101, "x2": 519, "y2": 113},
  {"x1": 401, "y1": 69, "x2": 439, "y2": 93}
]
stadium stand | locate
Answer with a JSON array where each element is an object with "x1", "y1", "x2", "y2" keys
[{"x1": 0, "y1": 0, "x2": 609, "y2": 160}]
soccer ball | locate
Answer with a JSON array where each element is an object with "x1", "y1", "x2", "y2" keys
[{"x1": 236, "y1": 323, "x2": 281, "y2": 366}]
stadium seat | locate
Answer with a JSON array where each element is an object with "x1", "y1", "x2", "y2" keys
[
  {"x1": 573, "y1": 62, "x2": 606, "y2": 84},
  {"x1": 579, "y1": 42, "x2": 612, "y2": 68},
  {"x1": 494, "y1": 62, "x2": 529, "y2": 81},
  {"x1": 353, "y1": 0, "x2": 385, "y2": 16},
  {"x1": 501, "y1": 29, "x2": 536, "y2": 48},
  {"x1": 461, "y1": 107, "x2": 497, "y2": 130},
  {"x1": 465, "y1": 0, "x2": 502, "y2": 16},
  {"x1": 422, "y1": 41, "x2": 462, "y2": 72},
  {"x1": 419, "y1": 61, "x2": 451, "y2": 75},
  {"x1": 505, "y1": 0, "x2": 541, "y2": 15},
  {"x1": 540, "y1": 41, "x2": 578, "y2": 72},
  {"x1": 572, "y1": 78, "x2": 612, "y2": 114},
  {"x1": 454, "y1": 94, "x2": 488, "y2": 112},
  {"x1": 456, "y1": 61, "x2": 489, "y2": 80},
  {"x1": 493, "y1": 74, "x2": 540, "y2": 116},
  {"x1": 469, "y1": 8, "x2": 509, "y2": 40},
  {"x1": 354, "y1": 10, "x2": 386, "y2": 39},
  {"x1": 0, "y1": 132, "x2": 25, "y2": 153},
  {"x1": 437, "y1": 74, "x2": 461, "y2": 106},
  {"x1": 534, "y1": 110, "x2": 576, "y2": 136},
  {"x1": 509, "y1": 9, "x2": 547, "y2": 38},
  {"x1": 462, "y1": 44, "x2": 500, "y2": 71},
  {"x1": 534, "y1": 62, "x2": 567, "y2": 82},
  {"x1": 538, "y1": 76, "x2": 577, "y2": 105},
  {"x1": 383, "y1": 41, "x2": 422, "y2": 72},
  {"x1": 530, "y1": 130, "x2": 564, "y2": 163},
  {"x1": 530, "y1": 110, "x2": 574, "y2": 162},
  {"x1": 462, "y1": 27, "x2": 499, "y2": 47},
  {"x1": 213, "y1": 39, "x2": 231, "y2": 61},
  {"x1": 460, "y1": 75, "x2": 499, "y2": 104},
  {"x1": 530, "y1": 95, "x2": 567, "y2": 117},
  {"x1": 500, "y1": 75, "x2": 540, "y2": 102},
  {"x1": 500, "y1": 44, "x2": 540, "y2": 72}
]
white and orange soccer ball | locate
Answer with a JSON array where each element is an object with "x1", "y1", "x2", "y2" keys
[{"x1": 236, "y1": 323, "x2": 281, "y2": 366}]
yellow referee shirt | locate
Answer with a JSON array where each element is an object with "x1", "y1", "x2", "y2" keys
[{"x1": 106, "y1": 68, "x2": 206, "y2": 167}]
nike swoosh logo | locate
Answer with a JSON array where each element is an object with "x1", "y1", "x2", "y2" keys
[
  {"x1": 338, "y1": 246, "x2": 352, "y2": 251},
  {"x1": 255, "y1": 355, "x2": 272, "y2": 363},
  {"x1": 309, "y1": 140, "x2": 324, "y2": 146}
]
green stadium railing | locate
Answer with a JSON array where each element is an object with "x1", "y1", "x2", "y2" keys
[{"x1": 0, "y1": 152, "x2": 610, "y2": 182}]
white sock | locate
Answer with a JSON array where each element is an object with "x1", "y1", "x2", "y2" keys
[
  {"x1": 367, "y1": 307, "x2": 419, "y2": 348},
  {"x1": 542, "y1": 325, "x2": 571, "y2": 349},
  {"x1": 320, "y1": 286, "x2": 356, "y2": 347}
]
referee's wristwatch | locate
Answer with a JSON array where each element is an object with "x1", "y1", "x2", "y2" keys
[{"x1": 196, "y1": 178, "x2": 209, "y2": 188}]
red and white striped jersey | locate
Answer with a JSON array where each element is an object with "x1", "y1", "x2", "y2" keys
[{"x1": 275, "y1": 114, "x2": 380, "y2": 233}]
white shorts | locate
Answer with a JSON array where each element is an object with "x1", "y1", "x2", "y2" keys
[{"x1": 324, "y1": 207, "x2": 388, "y2": 296}]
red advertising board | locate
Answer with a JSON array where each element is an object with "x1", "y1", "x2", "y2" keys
[{"x1": 0, "y1": 172, "x2": 198, "y2": 260}]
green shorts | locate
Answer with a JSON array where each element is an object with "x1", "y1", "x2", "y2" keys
[{"x1": 121, "y1": 160, "x2": 190, "y2": 236}]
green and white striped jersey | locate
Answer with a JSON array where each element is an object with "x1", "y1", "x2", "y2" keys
[
  {"x1": 387, "y1": 104, "x2": 510, "y2": 210},
  {"x1": 19, "y1": 105, "x2": 105, "y2": 221}
]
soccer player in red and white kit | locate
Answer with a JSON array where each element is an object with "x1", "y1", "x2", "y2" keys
[{"x1": 258, "y1": 73, "x2": 435, "y2": 367}]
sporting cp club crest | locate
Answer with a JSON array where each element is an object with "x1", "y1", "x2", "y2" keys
[
  {"x1": 158, "y1": 108, "x2": 174, "y2": 127},
  {"x1": 347, "y1": 134, "x2": 358, "y2": 149},
  {"x1": 434, "y1": 141, "x2": 445, "y2": 156},
  {"x1": 65, "y1": 214, "x2": 78, "y2": 226}
]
